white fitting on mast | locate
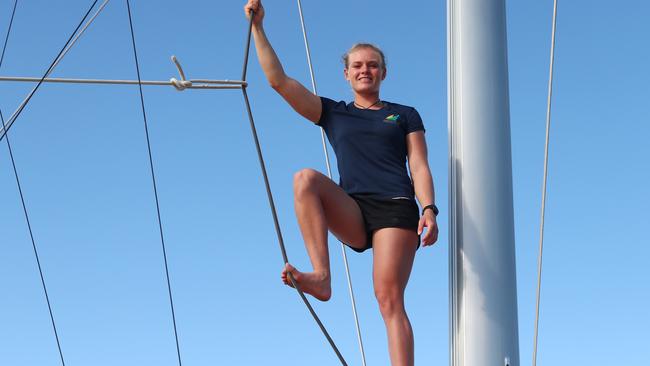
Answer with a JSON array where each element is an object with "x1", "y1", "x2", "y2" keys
[{"x1": 448, "y1": 0, "x2": 520, "y2": 365}]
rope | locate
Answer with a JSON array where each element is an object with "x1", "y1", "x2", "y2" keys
[
  {"x1": 125, "y1": 1, "x2": 182, "y2": 365},
  {"x1": 0, "y1": 76, "x2": 245, "y2": 89},
  {"x1": 240, "y1": 11, "x2": 348, "y2": 365},
  {"x1": 0, "y1": 1, "x2": 107, "y2": 365},
  {"x1": 0, "y1": 0, "x2": 109, "y2": 142},
  {"x1": 533, "y1": 0, "x2": 558, "y2": 365},
  {"x1": 169, "y1": 78, "x2": 192, "y2": 90},
  {"x1": 169, "y1": 55, "x2": 192, "y2": 90},
  {"x1": 295, "y1": 1, "x2": 367, "y2": 365}
]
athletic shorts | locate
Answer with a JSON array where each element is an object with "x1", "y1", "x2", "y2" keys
[{"x1": 346, "y1": 193, "x2": 421, "y2": 253}]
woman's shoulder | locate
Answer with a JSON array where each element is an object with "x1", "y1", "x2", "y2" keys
[
  {"x1": 317, "y1": 96, "x2": 351, "y2": 127},
  {"x1": 320, "y1": 96, "x2": 349, "y2": 109},
  {"x1": 383, "y1": 100, "x2": 418, "y2": 113}
]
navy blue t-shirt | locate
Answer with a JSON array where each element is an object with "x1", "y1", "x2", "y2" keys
[{"x1": 317, "y1": 97, "x2": 425, "y2": 199}]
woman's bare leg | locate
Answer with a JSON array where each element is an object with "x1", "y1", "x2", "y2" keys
[
  {"x1": 281, "y1": 168, "x2": 367, "y2": 301},
  {"x1": 373, "y1": 227, "x2": 418, "y2": 366}
]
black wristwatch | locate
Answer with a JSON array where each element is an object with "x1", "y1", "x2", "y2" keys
[{"x1": 422, "y1": 204, "x2": 439, "y2": 216}]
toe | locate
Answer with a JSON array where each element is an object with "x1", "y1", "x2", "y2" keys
[{"x1": 285, "y1": 263, "x2": 296, "y2": 273}]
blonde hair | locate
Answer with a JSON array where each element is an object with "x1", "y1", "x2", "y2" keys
[{"x1": 342, "y1": 43, "x2": 387, "y2": 70}]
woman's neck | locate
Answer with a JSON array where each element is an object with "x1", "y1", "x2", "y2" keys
[{"x1": 354, "y1": 93, "x2": 382, "y2": 110}]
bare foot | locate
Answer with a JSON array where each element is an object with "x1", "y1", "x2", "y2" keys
[{"x1": 281, "y1": 263, "x2": 332, "y2": 301}]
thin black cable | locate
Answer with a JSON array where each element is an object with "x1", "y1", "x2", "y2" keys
[
  {"x1": 124, "y1": 1, "x2": 182, "y2": 365},
  {"x1": 0, "y1": 0, "x2": 100, "y2": 142},
  {"x1": 0, "y1": 1, "x2": 18, "y2": 66},
  {"x1": 0, "y1": 1, "x2": 103, "y2": 365},
  {"x1": 240, "y1": 12, "x2": 347, "y2": 366},
  {"x1": 2, "y1": 115, "x2": 68, "y2": 366}
]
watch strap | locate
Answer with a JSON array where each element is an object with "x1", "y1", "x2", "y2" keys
[{"x1": 422, "y1": 204, "x2": 439, "y2": 216}]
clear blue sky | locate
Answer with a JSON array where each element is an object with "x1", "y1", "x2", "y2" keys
[{"x1": 1, "y1": 0, "x2": 648, "y2": 365}]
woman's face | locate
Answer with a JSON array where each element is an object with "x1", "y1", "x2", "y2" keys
[{"x1": 344, "y1": 48, "x2": 386, "y2": 95}]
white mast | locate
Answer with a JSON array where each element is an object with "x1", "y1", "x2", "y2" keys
[{"x1": 448, "y1": 0, "x2": 520, "y2": 365}]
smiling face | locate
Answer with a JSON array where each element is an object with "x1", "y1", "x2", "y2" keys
[{"x1": 344, "y1": 47, "x2": 387, "y2": 96}]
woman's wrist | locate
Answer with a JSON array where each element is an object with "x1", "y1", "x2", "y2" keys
[{"x1": 421, "y1": 204, "x2": 439, "y2": 216}]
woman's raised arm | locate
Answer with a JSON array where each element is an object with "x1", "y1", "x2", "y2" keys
[{"x1": 244, "y1": 0, "x2": 322, "y2": 123}]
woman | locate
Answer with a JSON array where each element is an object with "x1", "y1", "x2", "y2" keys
[{"x1": 244, "y1": 1, "x2": 438, "y2": 365}]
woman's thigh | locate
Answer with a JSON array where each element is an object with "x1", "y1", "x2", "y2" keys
[
  {"x1": 296, "y1": 168, "x2": 367, "y2": 250},
  {"x1": 372, "y1": 228, "x2": 419, "y2": 294}
]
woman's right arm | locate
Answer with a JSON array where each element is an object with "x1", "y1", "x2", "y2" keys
[{"x1": 244, "y1": 0, "x2": 322, "y2": 123}]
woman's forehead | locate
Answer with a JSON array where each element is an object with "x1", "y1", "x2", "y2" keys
[{"x1": 348, "y1": 48, "x2": 382, "y2": 62}]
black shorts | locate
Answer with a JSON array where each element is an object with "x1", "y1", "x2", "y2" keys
[{"x1": 347, "y1": 194, "x2": 421, "y2": 253}]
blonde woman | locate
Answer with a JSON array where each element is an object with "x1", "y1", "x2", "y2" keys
[{"x1": 244, "y1": 1, "x2": 438, "y2": 364}]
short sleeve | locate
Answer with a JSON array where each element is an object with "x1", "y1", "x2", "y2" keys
[
  {"x1": 405, "y1": 108, "x2": 425, "y2": 134},
  {"x1": 317, "y1": 97, "x2": 339, "y2": 129}
]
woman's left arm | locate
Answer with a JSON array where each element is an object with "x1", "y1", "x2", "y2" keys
[{"x1": 407, "y1": 131, "x2": 439, "y2": 246}]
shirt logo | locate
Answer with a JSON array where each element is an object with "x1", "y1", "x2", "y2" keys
[{"x1": 383, "y1": 114, "x2": 400, "y2": 123}]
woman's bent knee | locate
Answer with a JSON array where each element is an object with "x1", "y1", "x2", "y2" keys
[{"x1": 293, "y1": 168, "x2": 322, "y2": 196}]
